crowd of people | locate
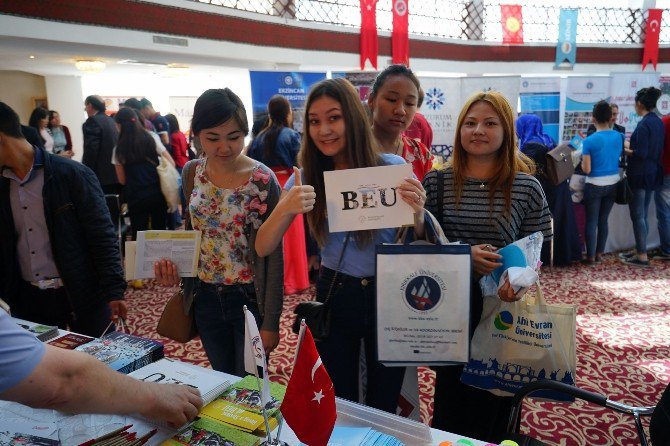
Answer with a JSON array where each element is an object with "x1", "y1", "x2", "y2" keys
[{"x1": 2, "y1": 65, "x2": 669, "y2": 441}]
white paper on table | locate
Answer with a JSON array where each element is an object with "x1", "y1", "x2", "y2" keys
[
  {"x1": 133, "y1": 230, "x2": 201, "y2": 279},
  {"x1": 323, "y1": 163, "x2": 414, "y2": 232}
]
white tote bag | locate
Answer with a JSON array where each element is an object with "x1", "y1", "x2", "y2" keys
[
  {"x1": 461, "y1": 282, "x2": 576, "y2": 401},
  {"x1": 156, "y1": 156, "x2": 180, "y2": 213}
]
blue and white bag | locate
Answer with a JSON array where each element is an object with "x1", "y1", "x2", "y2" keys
[{"x1": 461, "y1": 282, "x2": 577, "y2": 401}]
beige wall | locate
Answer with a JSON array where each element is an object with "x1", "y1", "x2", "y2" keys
[{"x1": 0, "y1": 71, "x2": 47, "y2": 123}]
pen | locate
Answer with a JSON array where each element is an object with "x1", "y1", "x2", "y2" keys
[
  {"x1": 127, "y1": 428, "x2": 157, "y2": 446},
  {"x1": 98, "y1": 432, "x2": 136, "y2": 446},
  {"x1": 78, "y1": 424, "x2": 133, "y2": 446}
]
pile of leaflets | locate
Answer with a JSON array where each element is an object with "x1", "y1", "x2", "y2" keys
[
  {"x1": 73, "y1": 331, "x2": 164, "y2": 374},
  {"x1": 11, "y1": 317, "x2": 59, "y2": 342}
]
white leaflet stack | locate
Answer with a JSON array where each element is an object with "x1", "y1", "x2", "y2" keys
[{"x1": 242, "y1": 305, "x2": 270, "y2": 406}]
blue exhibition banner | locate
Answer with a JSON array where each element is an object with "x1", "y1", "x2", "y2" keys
[
  {"x1": 519, "y1": 78, "x2": 561, "y2": 144},
  {"x1": 555, "y1": 9, "x2": 578, "y2": 68},
  {"x1": 249, "y1": 71, "x2": 326, "y2": 133}
]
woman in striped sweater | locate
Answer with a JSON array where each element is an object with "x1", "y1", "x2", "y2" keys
[{"x1": 423, "y1": 91, "x2": 553, "y2": 442}]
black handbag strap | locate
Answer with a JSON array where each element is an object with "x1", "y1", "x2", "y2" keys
[{"x1": 321, "y1": 232, "x2": 351, "y2": 307}]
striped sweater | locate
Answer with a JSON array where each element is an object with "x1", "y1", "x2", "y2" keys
[{"x1": 423, "y1": 167, "x2": 553, "y2": 248}]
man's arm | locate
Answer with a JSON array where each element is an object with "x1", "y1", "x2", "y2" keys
[{"x1": 0, "y1": 345, "x2": 202, "y2": 427}]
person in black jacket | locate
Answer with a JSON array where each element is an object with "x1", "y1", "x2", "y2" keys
[
  {"x1": 82, "y1": 95, "x2": 121, "y2": 196},
  {"x1": 0, "y1": 102, "x2": 127, "y2": 337}
]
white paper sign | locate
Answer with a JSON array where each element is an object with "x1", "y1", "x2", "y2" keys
[
  {"x1": 323, "y1": 164, "x2": 414, "y2": 232},
  {"x1": 131, "y1": 230, "x2": 201, "y2": 279},
  {"x1": 376, "y1": 246, "x2": 471, "y2": 365}
]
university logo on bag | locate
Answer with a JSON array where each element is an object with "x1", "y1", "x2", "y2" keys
[
  {"x1": 494, "y1": 311, "x2": 514, "y2": 330},
  {"x1": 401, "y1": 271, "x2": 445, "y2": 312}
]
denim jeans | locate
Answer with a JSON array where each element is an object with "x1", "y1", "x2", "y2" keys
[
  {"x1": 314, "y1": 267, "x2": 405, "y2": 414},
  {"x1": 193, "y1": 281, "x2": 261, "y2": 375},
  {"x1": 583, "y1": 183, "x2": 617, "y2": 259},
  {"x1": 628, "y1": 188, "x2": 655, "y2": 254},
  {"x1": 655, "y1": 175, "x2": 670, "y2": 254}
]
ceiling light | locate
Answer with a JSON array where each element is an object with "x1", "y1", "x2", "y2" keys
[
  {"x1": 29, "y1": 55, "x2": 35, "y2": 59},
  {"x1": 166, "y1": 64, "x2": 191, "y2": 76},
  {"x1": 74, "y1": 59, "x2": 106, "y2": 73}
]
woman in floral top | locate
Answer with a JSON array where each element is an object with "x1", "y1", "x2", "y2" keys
[
  {"x1": 155, "y1": 89, "x2": 283, "y2": 375},
  {"x1": 368, "y1": 64, "x2": 433, "y2": 181}
]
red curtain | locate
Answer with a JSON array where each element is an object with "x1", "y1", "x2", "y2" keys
[{"x1": 392, "y1": 0, "x2": 409, "y2": 65}]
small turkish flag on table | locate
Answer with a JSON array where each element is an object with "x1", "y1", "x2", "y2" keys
[{"x1": 280, "y1": 326, "x2": 336, "y2": 446}]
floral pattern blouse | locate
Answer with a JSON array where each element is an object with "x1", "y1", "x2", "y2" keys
[{"x1": 190, "y1": 160, "x2": 273, "y2": 285}]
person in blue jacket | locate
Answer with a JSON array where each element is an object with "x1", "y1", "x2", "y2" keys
[{"x1": 622, "y1": 87, "x2": 664, "y2": 267}]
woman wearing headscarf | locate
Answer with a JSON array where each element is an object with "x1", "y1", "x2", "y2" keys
[{"x1": 516, "y1": 114, "x2": 581, "y2": 266}]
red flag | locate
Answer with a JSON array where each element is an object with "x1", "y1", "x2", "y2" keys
[
  {"x1": 392, "y1": 0, "x2": 409, "y2": 65},
  {"x1": 360, "y1": 0, "x2": 378, "y2": 70},
  {"x1": 280, "y1": 326, "x2": 336, "y2": 446},
  {"x1": 642, "y1": 9, "x2": 663, "y2": 71},
  {"x1": 500, "y1": 4, "x2": 523, "y2": 44}
]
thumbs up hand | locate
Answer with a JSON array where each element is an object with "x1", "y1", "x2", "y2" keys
[{"x1": 279, "y1": 166, "x2": 316, "y2": 216}]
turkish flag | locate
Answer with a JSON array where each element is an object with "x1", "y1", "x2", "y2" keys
[
  {"x1": 280, "y1": 326, "x2": 336, "y2": 446},
  {"x1": 642, "y1": 9, "x2": 663, "y2": 71},
  {"x1": 360, "y1": 0, "x2": 378, "y2": 70},
  {"x1": 501, "y1": 4, "x2": 523, "y2": 44},
  {"x1": 392, "y1": 0, "x2": 409, "y2": 65}
]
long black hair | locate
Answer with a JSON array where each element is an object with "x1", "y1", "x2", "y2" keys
[
  {"x1": 28, "y1": 107, "x2": 49, "y2": 144},
  {"x1": 114, "y1": 107, "x2": 158, "y2": 165},
  {"x1": 258, "y1": 94, "x2": 291, "y2": 160}
]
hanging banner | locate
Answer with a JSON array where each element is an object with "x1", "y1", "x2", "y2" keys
[
  {"x1": 519, "y1": 78, "x2": 561, "y2": 144},
  {"x1": 562, "y1": 77, "x2": 610, "y2": 142},
  {"x1": 555, "y1": 9, "x2": 578, "y2": 68},
  {"x1": 610, "y1": 72, "x2": 661, "y2": 135},
  {"x1": 500, "y1": 4, "x2": 523, "y2": 44},
  {"x1": 360, "y1": 0, "x2": 379, "y2": 70},
  {"x1": 249, "y1": 71, "x2": 326, "y2": 133},
  {"x1": 332, "y1": 71, "x2": 379, "y2": 101},
  {"x1": 642, "y1": 9, "x2": 663, "y2": 71},
  {"x1": 461, "y1": 76, "x2": 521, "y2": 113},
  {"x1": 418, "y1": 77, "x2": 462, "y2": 161},
  {"x1": 392, "y1": 0, "x2": 409, "y2": 65}
]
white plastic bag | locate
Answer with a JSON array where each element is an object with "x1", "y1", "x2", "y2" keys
[{"x1": 156, "y1": 156, "x2": 180, "y2": 213}]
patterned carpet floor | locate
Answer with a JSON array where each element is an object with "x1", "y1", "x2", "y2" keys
[{"x1": 124, "y1": 253, "x2": 670, "y2": 446}]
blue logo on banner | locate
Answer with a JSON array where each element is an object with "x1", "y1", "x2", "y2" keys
[
  {"x1": 425, "y1": 88, "x2": 445, "y2": 111},
  {"x1": 555, "y1": 9, "x2": 578, "y2": 67},
  {"x1": 404, "y1": 276, "x2": 441, "y2": 311}
]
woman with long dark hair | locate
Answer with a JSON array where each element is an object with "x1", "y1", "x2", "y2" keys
[
  {"x1": 28, "y1": 107, "x2": 53, "y2": 153},
  {"x1": 112, "y1": 107, "x2": 175, "y2": 239},
  {"x1": 248, "y1": 94, "x2": 309, "y2": 294},
  {"x1": 48, "y1": 110, "x2": 73, "y2": 158}
]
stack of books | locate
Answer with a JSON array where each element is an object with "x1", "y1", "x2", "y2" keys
[
  {"x1": 74, "y1": 331, "x2": 164, "y2": 374},
  {"x1": 11, "y1": 317, "x2": 59, "y2": 342},
  {"x1": 47, "y1": 332, "x2": 95, "y2": 349},
  {"x1": 129, "y1": 358, "x2": 231, "y2": 407},
  {"x1": 159, "y1": 374, "x2": 287, "y2": 446}
]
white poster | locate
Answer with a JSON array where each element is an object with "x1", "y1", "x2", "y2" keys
[
  {"x1": 609, "y1": 72, "x2": 661, "y2": 135},
  {"x1": 169, "y1": 96, "x2": 197, "y2": 137},
  {"x1": 562, "y1": 76, "x2": 611, "y2": 142},
  {"x1": 323, "y1": 164, "x2": 413, "y2": 232},
  {"x1": 418, "y1": 77, "x2": 462, "y2": 161},
  {"x1": 460, "y1": 76, "x2": 521, "y2": 114}
]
